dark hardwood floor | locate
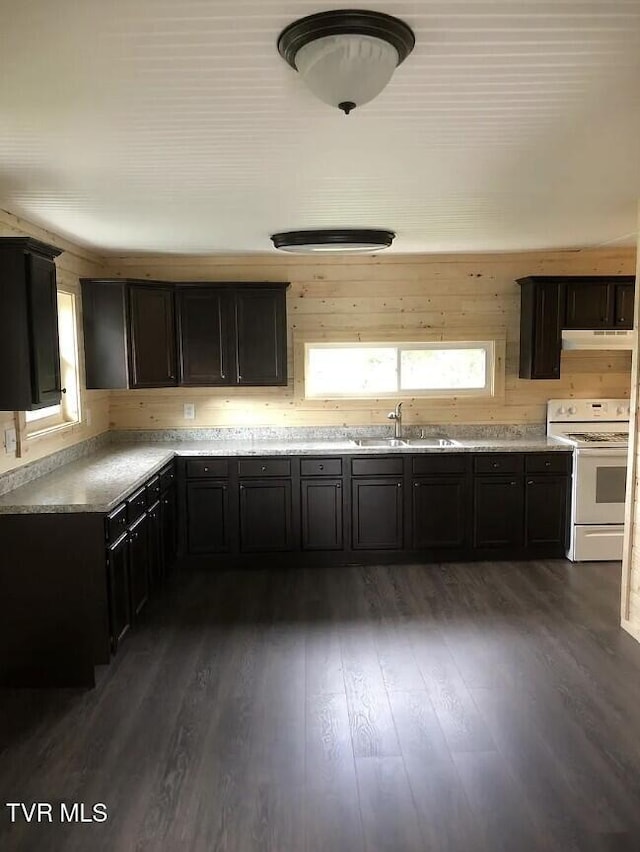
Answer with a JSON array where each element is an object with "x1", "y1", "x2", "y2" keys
[{"x1": 2, "y1": 559, "x2": 640, "y2": 852}]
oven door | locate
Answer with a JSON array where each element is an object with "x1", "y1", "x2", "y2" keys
[{"x1": 573, "y1": 448, "x2": 628, "y2": 525}]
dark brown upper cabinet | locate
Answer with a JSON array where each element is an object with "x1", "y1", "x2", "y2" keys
[
  {"x1": 83, "y1": 279, "x2": 288, "y2": 389},
  {"x1": 0, "y1": 237, "x2": 63, "y2": 410},
  {"x1": 518, "y1": 275, "x2": 635, "y2": 379},
  {"x1": 517, "y1": 277, "x2": 565, "y2": 380},
  {"x1": 177, "y1": 287, "x2": 232, "y2": 386},
  {"x1": 564, "y1": 280, "x2": 612, "y2": 329},
  {"x1": 128, "y1": 284, "x2": 177, "y2": 387},
  {"x1": 176, "y1": 283, "x2": 288, "y2": 387},
  {"x1": 81, "y1": 279, "x2": 177, "y2": 389},
  {"x1": 234, "y1": 286, "x2": 288, "y2": 386}
]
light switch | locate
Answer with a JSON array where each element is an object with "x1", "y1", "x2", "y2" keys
[
  {"x1": 183, "y1": 403, "x2": 196, "y2": 420},
  {"x1": 4, "y1": 427, "x2": 17, "y2": 454}
]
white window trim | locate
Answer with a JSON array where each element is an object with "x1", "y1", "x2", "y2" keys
[
  {"x1": 24, "y1": 288, "x2": 82, "y2": 438},
  {"x1": 304, "y1": 339, "x2": 498, "y2": 400}
]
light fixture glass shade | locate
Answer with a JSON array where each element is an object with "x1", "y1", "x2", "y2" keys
[
  {"x1": 271, "y1": 229, "x2": 395, "y2": 253},
  {"x1": 295, "y1": 34, "x2": 399, "y2": 111},
  {"x1": 277, "y1": 10, "x2": 415, "y2": 114}
]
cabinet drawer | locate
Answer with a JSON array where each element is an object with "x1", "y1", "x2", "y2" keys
[
  {"x1": 185, "y1": 458, "x2": 229, "y2": 479},
  {"x1": 126, "y1": 487, "x2": 147, "y2": 524},
  {"x1": 525, "y1": 453, "x2": 571, "y2": 475},
  {"x1": 474, "y1": 454, "x2": 524, "y2": 475},
  {"x1": 238, "y1": 458, "x2": 291, "y2": 478},
  {"x1": 412, "y1": 454, "x2": 467, "y2": 475},
  {"x1": 146, "y1": 475, "x2": 161, "y2": 504},
  {"x1": 300, "y1": 458, "x2": 342, "y2": 477},
  {"x1": 106, "y1": 503, "x2": 128, "y2": 542},
  {"x1": 159, "y1": 464, "x2": 176, "y2": 491},
  {"x1": 351, "y1": 457, "x2": 404, "y2": 477}
]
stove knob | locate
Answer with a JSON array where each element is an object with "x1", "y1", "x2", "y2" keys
[
  {"x1": 557, "y1": 406, "x2": 566, "y2": 415},
  {"x1": 617, "y1": 405, "x2": 629, "y2": 416},
  {"x1": 568, "y1": 406, "x2": 577, "y2": 415}
]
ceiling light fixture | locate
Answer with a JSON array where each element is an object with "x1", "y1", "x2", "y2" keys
[
  {"x1": 270, "y1": 229, "x2": 396, "y2": 253},
  {"x1": 277, "y1": 10, "x2": 415, "y2": 115}
]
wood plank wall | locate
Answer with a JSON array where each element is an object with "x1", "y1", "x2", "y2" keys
[
  {"x1": 105, "y1": 247, "x2": 635, "y2": 431},
  {"x1": 0, "y1": 211, "x2": 110, "y2": 476}
]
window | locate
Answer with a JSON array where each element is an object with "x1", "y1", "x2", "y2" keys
[
  {"x1": 304, "y1": 341, "x2": 495, "y2": 399},
  {"x1": 25, "y1": 290, "x2": 81, "y2": 434}
]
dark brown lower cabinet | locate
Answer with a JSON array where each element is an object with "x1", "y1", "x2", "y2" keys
[
  {"x1": 412, "y1": 476, "x2": 467, "y2": 549},
  {"x1": 107, "y1": 533, "x2": 131, "y2": 653},
  {"x1": 300, "y1": 479, "x2": 343, "y2": 550},
  {"x1": 525, "y1": 475, "x2": 568, "y2": 548},
  {"x1": 473, "y1": 476, "x2": 524, "y2": 548},
  {"x1": 352, "y1": 478, "x2": 403, "y2": 550},
  {"x1": 128, "y1": 514, "x2": 149, "y2": 618},
  {"x1": 147, "y1": 500, "x2": 163, "y2": 590},
  {"x1": 186, "y1": 480, "x2": 232, "y2": 553},
  {"x1": 239, "y1": 479, "x2": 294, "y2": 551},
  {"x1": 161, "y1": 483, "x2": 178, "y2": 571}
]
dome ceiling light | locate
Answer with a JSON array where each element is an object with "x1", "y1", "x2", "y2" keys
[
  {"x1": 277, "y1": 10, "x2": 415, "y2": 115},
  {"x1": 270, "y1": 229, "x2": 396, "y2": 253}
]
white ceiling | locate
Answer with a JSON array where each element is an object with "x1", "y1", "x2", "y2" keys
[{"x1": 1, "y1": 0, "x2": 640, "y2": 254}]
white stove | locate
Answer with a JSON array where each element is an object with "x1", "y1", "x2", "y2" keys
[{"x1": 547, "y1": 399, "x2": 631, "y2": 562}]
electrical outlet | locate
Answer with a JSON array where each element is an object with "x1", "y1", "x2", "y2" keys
[
  {"x1": 4, "y1": 427, "x2": 17, "y2": 454},
  {"x1": 183, "y1": 403, "x2": 196, "y2": 420}
]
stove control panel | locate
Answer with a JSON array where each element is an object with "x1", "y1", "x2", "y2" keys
[{"x1": 548, "y1": 399, "x2": 630, "y2": 423}]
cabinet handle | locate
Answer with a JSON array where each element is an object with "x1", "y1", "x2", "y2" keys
[
  {"x1": 221, "y1": 372, "x2": 226, "y2": 379},
  {"x1": 240, "y1": 484, "x2": 244, "y2": 490},
  {"x1": 414, "y1": 482, "x2": 420, "y2": 487},
  {"x1": 238, "y1": 374, "x2": 243, "y2": 381},
  {"x1": 527, "y1": 480, "x2": 534, "y2": 485},
  {"x1": 397, "y1": 482, "x2": 402, "y2": 488},
  {"x1": 510, "y1": 481, "x2": 517, "y2": 486},
  {"x1": 545, "y1": 461, "x2": 551, "y2": 467},
  {"x1": 204, "y1": 467, "x2": 209, "y2": 472},
  {"x1": 336, "y1": 483, "x2": 341, "y2": 489},
  {"x1": 261, "y1": 465, "x2": 267, "y2": 471},
  {"x1": 319, "y1": 464, "x2": 324, "y2": 470},
  {"x1": 492, "y1": 462, "x2": 499, "y2": 468}
]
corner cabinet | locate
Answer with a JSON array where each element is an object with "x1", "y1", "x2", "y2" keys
[
  {"x1": 82, "y1": 279, "x2": 288, "y2": 389},
  {"x1": 0, "y1": 238, "x2": 63, "y2": 410},
  {"x1": 518, "y1": 275, "x2": 635, "y2": 379}
]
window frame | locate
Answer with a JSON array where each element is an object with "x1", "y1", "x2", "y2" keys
[
  {"x1": 303, "y1": 339, "x2": 497, "y2": 400},
  {"x1": 24, "y1": 288, "x2": 82, "y2": 438}
]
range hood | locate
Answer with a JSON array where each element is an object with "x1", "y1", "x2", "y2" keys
[{"x1": 561, "y1": 329, "x2": 636, "y2": 350}]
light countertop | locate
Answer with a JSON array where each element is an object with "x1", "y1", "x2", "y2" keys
[{"x1": 0, "y1": 437, "x2": 571, "y2": 514}]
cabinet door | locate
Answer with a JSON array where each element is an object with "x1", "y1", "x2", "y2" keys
[
  {"x1": 473, "y1": 477, "x2": 523, "y2": 548},
  {"x1": 128, "y1": 514, "x2": 149, "y2": 619},
  {"x1": 301, "y1": 479, "x2": 343, "y2": 550},
  {"x1": 234, "y1": 288, "x2": 287, "y2": 385},
  {"x1": 614, "y1": 283, "x2": 634, "y2": 329},
  {"x1": 186, "y1": 480, "x2": 232, "y2": 554},
  {"x1": 161, "y1": 485, "x2": 178, "y2": 573},
  {"x1": 147, "y1": 500, "x2": 163, "y2": 590},
  {"x1": 239, "y1": 480, "x2": 293, "y2": 551},
  {"x1": 107, "y1": 535, "x2": 131, "y2": 653},
  {"x1": 27, "y1": 253, "x2": 62, "y2": 408},
  {"x1": 128, "y1": 284, "x2": 177, "y2": 387},
  {"x1": 412, "y1": 477, "x2": 467, "y2": 549},
  {"x1": 352, "y1": 479, "x2": 403, "y2": 550},
  {"x1": 525, "y1": 476, "x2": 568, "y2": 548},
  {"x1": 178, "y1": 287, "x2": 233, "y2": 385},
  {"x1": 519, "y1": 279, "x2": 564, "y2": 379},
  {"x1": 565, "y1": 281, "x2": 612, "y2": 329}
]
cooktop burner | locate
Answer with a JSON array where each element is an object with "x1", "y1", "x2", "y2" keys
[{"x1": 565, "y1": 432, "x2": 629, "y2": 443}]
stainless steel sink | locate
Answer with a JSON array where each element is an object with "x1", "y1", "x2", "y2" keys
[
  {"x1": 350, "y1": 437, "x2": 460, "y2": 448},
  {"x1": 351, "y1": 437, "x2": 407, "y2": 448},
  {"x1": 401, "y1": 438, "x2": 460, "y2": 448}
]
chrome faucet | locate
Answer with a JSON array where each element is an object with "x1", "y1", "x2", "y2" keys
[{"x1": 387, "y1": 401, "x2": 403, "y2": 439}]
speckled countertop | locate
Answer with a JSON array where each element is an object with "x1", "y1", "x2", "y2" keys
[{"x1": 0, "y1": 437, "x2": 571, "y2": 515}]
